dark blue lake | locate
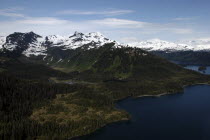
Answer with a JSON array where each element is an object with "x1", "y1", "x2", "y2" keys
[
  {"x1": 184, "y1": 66, "x2": 210, "y2": 75},
  {"x1": 80, "y1": 85, "x2": 210, "y2": 140}
]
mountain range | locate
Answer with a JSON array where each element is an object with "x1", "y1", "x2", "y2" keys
[
  {"x1": 0, "y1": 31, "x2": 119, "y2": 57},
  {"x1": 129, "y1": 39, "x2": 210, "y2": 65},
  {"x1": 1, "y1": 31, "x2": 210, "y2": 66},
  {"x1": 1, "y1": 32, "x2": 210, "y2": 55},
  {"x1": 129, "y1": 38, "x2": 210, "y2": 52}
]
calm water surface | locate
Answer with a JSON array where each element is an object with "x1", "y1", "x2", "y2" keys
[
  {"x1": 79, "y1": 85, "x2": 210, "y2": 140},
  {"x1": 185, "y1": 66, "x2": 210, "y2": 75}
]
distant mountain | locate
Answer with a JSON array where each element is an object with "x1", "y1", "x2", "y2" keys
[
  {"x1": 129, "y1": 39, "x2": 210, "y2": 52},
  {"x1": 1, "y1": 32, "x2": 210, "y2": 56},
  {"x1": 129, "y1": 39, "x2": 210, "y2": 65},
  {"x1": 185, "y1": 38, "x2": 210, "y2": 51},
  {"x1": 1, "y1": 31, "x2": 210, "y2": 67}
]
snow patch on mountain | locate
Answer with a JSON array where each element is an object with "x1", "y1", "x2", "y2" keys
[
  {"x1": 0, "y1": 36, "x2": 6, "y2": 50},
  {"x1": 3, "y1": 42, "x2": 17, "y2": 51},
  {"x1": 22, "y1": 37, "x2": 47, "y2": 57},
  {"x1": 182, "y1": 38, "x2": 210, "y2": 51},
  {"x1": 46, "y1": 35, "x2": 66, "y2": 46},
  {"x1": 128, "y1": 39, "x2": 210, "y2": 52}
]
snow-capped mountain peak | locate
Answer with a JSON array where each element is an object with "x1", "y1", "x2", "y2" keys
[
  {"x1": 1, "y1": 31, "x2": 116, "y2": 57},
  {"x1": 3, "y1": 32, "x2": 42, "y2": 51},
  {"x1": 61, "y1": 31, "x2": 113, "y2": 49},
  {"x1": 70, "y1": 31, "x2": 84, "y2": 38},
  {"x1": 88, "y1": 32, "x2": 103, "y2": 37},
  {"x1": 182, "y1": 38, "x2": 210, "y2": 51},
  {"x1": 128, "y1": 38, "x2": 210, "y2": 52}
]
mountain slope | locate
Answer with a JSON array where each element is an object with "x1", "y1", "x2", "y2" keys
[{"x1": 64, "y1": 43, "x2": 210, "y2": 99}]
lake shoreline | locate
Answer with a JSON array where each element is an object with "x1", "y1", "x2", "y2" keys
[
  {"x1": 136, "y1": 83, "x2": 210, "y2": 99},
  {"x1": 70, "y1": 118, "x2": 130, "y2": 140},
  {"x1": 70, "y1": 82, "x2": 210, "y2": 140},
  {"x1": 81, "y1": 83, "x2": 210, "y2": 140}
]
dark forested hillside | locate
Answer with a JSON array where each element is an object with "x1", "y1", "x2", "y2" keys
[
  {"x1": 0, "y1": 72, "x2": 128, "y2": 140},
  {"x1": 0, "y1": 57, "x2": 71, "y2": 81},
  {"x1": 0, "y1": 73, "x2": 73, "y2": 139}
]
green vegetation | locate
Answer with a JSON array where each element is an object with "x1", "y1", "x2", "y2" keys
[
  {"x1": 0, "y1": 72, "x2": 128, "y2": 140},
  {"x1": 0, "y1": 73, "x2": 79, "y2": 140},
  {"x1": 0, "y1": 57, "x2": 70, "y2": 81},
  {"x1": 30, "y1": 92, "x2": 128, "y2": 139},
  {"x1": 0, "y1": 68, "x2": 5, "y2": 72}
]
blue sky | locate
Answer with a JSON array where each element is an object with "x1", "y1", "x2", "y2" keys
[{"x1": 0, "y1": 0, "x2": 210, "y2": 43}]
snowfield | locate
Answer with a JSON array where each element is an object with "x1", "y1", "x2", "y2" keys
[{"x1": 129, "y1": 39, "x2": 210, "y2": 52}]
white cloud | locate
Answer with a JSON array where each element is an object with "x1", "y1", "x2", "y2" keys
[
  {"x1": 0, "y1": 12, "x2": 24, "y2": 17},
  {"x1": 171, "y1": 28, "x2": 193, "y2": 34},
  {"x1": 89, "y1": 18, "x2": 148, "y2": 28},
  {"x1": 16, "y1": 17, "x2": 69, "y2": 25},
  {"x1": 88, "y1": 18, "x2": 194, "y2": 34},
  {"x1": 173, "y1": 17, "x2": 195, "y2": 21},
  {"x1": 119, "y1": 37, "x2": 142, "y2": 43},
  {"x1": 0, "y1": 7, "x2": 25, "y2": 18},
  {"x1": 56, "y1": 9, "x2": 134, "y2": 16},
  {"x1": 0, "y1": 17, "x2": 96, "y2": 36}
]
